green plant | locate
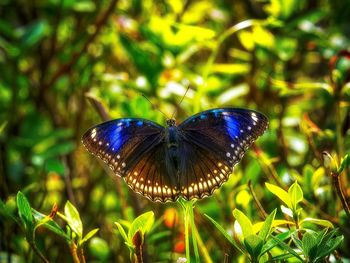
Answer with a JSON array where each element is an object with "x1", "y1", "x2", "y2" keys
[{"x1": 115, "y1": 211, "x2": 155, "y2": 262}]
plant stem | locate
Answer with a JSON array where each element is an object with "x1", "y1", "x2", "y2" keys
[
  {"x1": 179, "y1": 199, "x2": 200, "y2": 263},
  {"x1": 248, "y1": 180, "x2": 267, "y2": 219},
  {"x1": 29, "y1": 241, "x2": 49, "y2": 263},
  {"x1": 335, "y1": 97, "x2": 347, "y2": 186},
  {"x1": 194, "y1": 225, "x2": 213, "y2": 263},
  {"x1": 183, "y1": 202, "x2": 191, "y2": 263},
  {"x1": 70, "y1": 242, "x2": 81, "y2": 263},
  {"x1": 332, "y1": 171, "x2": 350, "y2": 218},
  {"x1": 78, "y1": 247, "x2": 86, "y2": 263},
  {"x1": 189, "y1": 201, "x2": 200, "y2": 263}
]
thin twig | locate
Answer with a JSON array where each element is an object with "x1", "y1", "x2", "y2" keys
[
  {"x1": 45, "y1": 0, "x2": 119, "y2": 89},
  {"x1": 78, "y1": 247, "x2": 86, "y2": 263},
  {"x1": 29, "y1": 241, "x2": 50, "y2": 263},
  {"x1": 331, "y1": 171, "x2": 350, "y2": 219},
  {"x1": 248, "y1": 180, "x2": 268, "y2": 219},
  {"x1": 85, "y1": 93, "x2": 111, "y2": 121},
  {"x1": 132, "y1": 230, "x2": 144, "y2": 263},
  {"x1": 62, "y1": 156, "x2": 77, "y2": 206}
]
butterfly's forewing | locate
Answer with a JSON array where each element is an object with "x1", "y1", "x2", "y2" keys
[
  {"x1": 82, "y1": 118, "x2": 179, "y2": 202},
  {"x1": 178, "y1": 108, "x2": 268, "y2": 200},
  {"x1": 82, "y1": 118, "x2": 165, "y2": 177}
]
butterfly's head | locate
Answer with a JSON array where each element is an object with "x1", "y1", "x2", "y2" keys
[{"x1": 166, "y1": 119, "x2": 176, "y2": 127}]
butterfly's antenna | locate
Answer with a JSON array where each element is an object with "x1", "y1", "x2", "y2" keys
[
  {"x1": 141, "y1": 94, "x2": 170, "y2": 119},
  {"x1": 171, "y1": 85, "x2": 190, "y2": 119}
]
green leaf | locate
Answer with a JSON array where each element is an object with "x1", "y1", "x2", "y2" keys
[
  {"x1": 302, "y1": 231, "x2": 318, "y2": 258},
  {"x1": 268, "y1": 253, "x2": 296, "y2": 262},
  {"x1": 258, "y1": 209, "x2": 276, "y2": 241},
  {"x1": 261, "y1": 231, "x2": 292, "y2": 254},
  {"x1": 31, "y1": 209, "x2": 69, "y2": 240},
  {"x1": 288, "y1": 181, "x2": 303, "y2": 211},
  {"x1": 315, "y1": 229, "x2": 343, "y2": 260},
  {"x1": 316, "y1": 235, "x2": 344, "y2": 260},
  {"x1": 20, "y1": 20, "x2": 48, "y2": 47},
  {"x1": 300, "y1": 218, "x2": 333, "y2": 229},
  {"x1": 80, "y1": 228, "x2": 99, "y2": 246},
  {"x1": 64, "y1": 201, "x2": 83, "y2": 238},
  {"x1": 16, "y1": 191, "x2": 34, "y2": 236},
  {"x1": 211, "y1": 63, "x2": 250, "y2": 75},
  {"x1": 244, "y1": 234, "x2": 263, "y2": 260},
  {"x1": 204, "y1": 214, "x2": 244, "y2": 253},
  {"x1": 233, "y1": 209, "x2": 254, "y2": 238},
  {"x1": 253, "y1": 219, "x2": 294, "y2": 234},
  {"x1": 128, "y1": 211, "x2": 154, "y2": 241},
  {"x1": 265, "y1": 183, "x2": 292, "y2": 208},
  {"x1": 291, "y1": 232, "x2": 303, "y2": 250},
  {"x1": 115, "y1": 222, "x2": 128, "y2": 243},
  {"x1": 73, "y1": 1, "x2": 96, "y2": 12},
  {"x1": 271, "y1": 235, "x2": 304, "y2": 261},
  {"x1": 338, "y1": 154, "x2": 349, "y2": 174},
  {"x1": 322, "y1": 152, "x2": 338, "y2": 173}
]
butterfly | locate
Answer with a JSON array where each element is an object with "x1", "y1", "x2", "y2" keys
[{"x1": 82, "y1": 108, "x2": 268, "y2": 202}]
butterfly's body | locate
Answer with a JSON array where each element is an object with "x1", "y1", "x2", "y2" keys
[{"x1": 82, "y1": 108, "x2": 268, "y2": 202}]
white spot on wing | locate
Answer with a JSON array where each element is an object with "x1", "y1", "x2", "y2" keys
[
  {"x1": 91, "y1": 128, "x2": 97, "y2": 139},
  {"x1": 251, "y1": 113, "x2": 258, "y2": 122}
]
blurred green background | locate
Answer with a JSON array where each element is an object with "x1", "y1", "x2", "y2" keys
[{"x1": 1, "y1": 0, "x2": 350, "y2": 262}]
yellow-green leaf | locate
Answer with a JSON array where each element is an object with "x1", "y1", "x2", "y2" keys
[
  {"x1": 265, "y1": 183, "x2": 292, "y2": 208},
  {"x1": 64, "y1": 201, "x2": 83, "y2": 238},
  {"x1": 115, "y1": 222, "x2": 128, "y2": 243},
  {"x1": 253, "y1": 219, "x2": 294, "y2": 234},
  {"x1": 80, "y1": 228, "x2": 99, "y2": 246},
  {"x1": 258, "y1": 209, "x2": 276, "y2": 241},
  {"x1": 300, "y1": 218, "x2": 334, "y2": 229},
  {"x1": 128, "y1": 211, "x2": 154, "y2": 241},
  {"x1": 288, "y1": 181, "x2": 303, "y2": 211},
  {"x1": 233, "y1": 209, "x2": 254, "y2": 238},
  {"x1": 211, "y1": 63, "x2": 250, "y2": 75}
]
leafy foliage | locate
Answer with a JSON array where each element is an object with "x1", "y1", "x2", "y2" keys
[{"x1": 1, "y1": 0, "x2": 350, "y2": 262}]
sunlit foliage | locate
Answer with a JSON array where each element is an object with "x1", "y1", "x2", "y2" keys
[{"x1": 1, "y1": 0, "x2": 350, "y2": 262}]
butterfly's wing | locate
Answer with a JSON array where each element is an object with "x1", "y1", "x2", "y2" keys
[
  {"x1": 177, "y1": 108, "x2": 268, "y2": 200},
  {"x1": 82, "y1": 118, "x2": 179, "y2": 202},
  {"x1": 125, "y1": 142, "x2": 180, "y2": 202}
]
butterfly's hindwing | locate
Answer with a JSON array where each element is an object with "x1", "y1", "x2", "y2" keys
[
  {"x1": 82, "y1": 118, "x2": 165, "y2": 177},
  {"x1": 124, "y1": 143, "x2": 180, "y2": 202},
  {"x1": 178, "y1": 139, "x2": 233, "y2": 200}
]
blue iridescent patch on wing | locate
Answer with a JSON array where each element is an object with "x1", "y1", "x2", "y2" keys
[
  {"x1": 212, "y1": 109, "x2": 220, "y2": 117},
  {"x1": 102, "y1": 123, "x2": 124, "y2": 152},
  {"x1": 224, "y1": 116, "x2": 239, "y2": 139}
]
